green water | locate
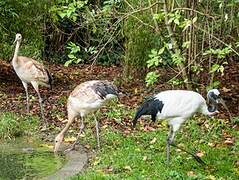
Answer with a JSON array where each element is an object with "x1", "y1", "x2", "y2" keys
[{"x1": 0, "y1": 138, "x2": 65, "y2": 180}]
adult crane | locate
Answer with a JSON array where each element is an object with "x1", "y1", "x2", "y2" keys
[{"x1": 132, "y1": 89, "x2": 224, "y2": 164}]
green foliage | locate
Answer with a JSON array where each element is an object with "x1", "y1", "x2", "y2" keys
[
  {"x1": 123, "y1": 0, "x2": 161, "y2": 77},
  {"x1": 206, "y1": 80, "x2": 221, "y2": 91},
  {"x1": 0, "y1": 112, "x2": 39, "y2": 140},
  {"x1": 169, "y1": 78, "x2": 184, "y2": 86},
  {"x1": 0, "y1": 0, "x2": 48, "y2": 61},
  {"x1": 50, "y1": 0, "x2": 87, "y2": 22},
  {"x1": 146, "y1": 48, "x2": 164, "y2": 68},
  {"x1": 171, "y1": 50, "x2": 185, "y2": 65},
  {"x1": 145, "y1": 72, "x2": 160, "y2": 87},
  {"x1": 65, "y1": 42, "x2": 82, "y2": 66},
  {"x1": 48, "y1": 0, "x2": 123, "y2": 65},
  {"x1": 203, "y1": 46, "x2": 232, "y2": 59}
]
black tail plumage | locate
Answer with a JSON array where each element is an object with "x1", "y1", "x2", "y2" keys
[
  {"x1": 132, "y1": 97, "x2": 164, "y2": 128},
  {"x1": 46, "y1": 69, "x2": 53, "y2": 90}
]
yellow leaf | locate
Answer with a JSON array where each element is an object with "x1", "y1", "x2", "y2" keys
[
  {"x1": 40, "y1": 144, "x2": 53, "y2": 149},
  {"x1": 143, "y1": 156, "x2": 147, "y2": 161},
  {"x1": 124, "y1": 166, "x2": 132, "y2": 171},
  {"x1": 65, "y1": 136, "x2": 76, "y2": 142},
  {"x1": 150, "y1": 137, "x2": 157, "y2": 144},
  {"x1": 187, "y1": 171, "x2": 195, "y2": 176},
  {"x1": 207, "y1": 175, "x2": 216, "y2": 180}
]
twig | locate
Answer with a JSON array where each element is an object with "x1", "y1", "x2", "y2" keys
[
  {"x1": 194, "y1": 25, "x2": 239, "y2": 57},
  {"x1": 172, "y1": 7, "x2": 216, "y2": 19}
]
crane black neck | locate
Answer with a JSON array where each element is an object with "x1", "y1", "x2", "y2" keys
[{"x1": 207, "y1": 99, "x2": 218, "y2": 112}]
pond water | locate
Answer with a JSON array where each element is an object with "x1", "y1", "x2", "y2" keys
[{"x1": 0, "y1": 138, "x2": 65, "y2": 180}]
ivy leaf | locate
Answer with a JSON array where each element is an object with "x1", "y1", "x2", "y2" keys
[{"x1": 64, "y1": 60, "x2": 73, "y2": 67}]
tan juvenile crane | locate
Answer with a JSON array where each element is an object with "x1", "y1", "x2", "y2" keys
[
  {"x1": 12, "y1": 33, "x2": 52, "y2": 126},
  {"x1": 54, "y1": 80, "x2": 119, "y2": 153}
]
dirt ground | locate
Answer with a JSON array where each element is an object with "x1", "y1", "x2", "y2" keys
[{"x1": 0, "y1": 60, "x2": 238, "y2": 130}]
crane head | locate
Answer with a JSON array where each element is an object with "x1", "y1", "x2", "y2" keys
[
  {"x1": 13, "y1": 33, "x2": 22, "y2": 44},
  {"x1": 53, "y1": 133, "x2": 64, "y2": 153},
  {"x1": 207, "y1": 88, "x2": 227, "y2": 108}
]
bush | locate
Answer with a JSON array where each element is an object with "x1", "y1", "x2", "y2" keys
[{"x1": 0, "y1": 0, "x2": 48, "y2": 61}]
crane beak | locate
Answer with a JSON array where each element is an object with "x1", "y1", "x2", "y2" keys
[
  {"x1": 217, "y1": 97, "x2": 225, "y2": 106},
  {"x1": 217, "y1": 97, "x2": 233, "y2": 123},
  {"x1": 13, "y1": 39, "x2": 17, "y2": 44}
]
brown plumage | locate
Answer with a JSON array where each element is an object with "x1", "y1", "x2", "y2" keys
[
  {"x1": 12, "y1": 33, "x2": 52, "y2": 126},
  {"x1": 54, "y1": 80, "x2": 118, "y2": 153}
]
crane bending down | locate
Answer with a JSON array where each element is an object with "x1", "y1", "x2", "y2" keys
[
  {"x1": 132, "y1": 89, "x2": 224, "y2": 164},
  {"x1": 12, "y1": 33, "x2": 52, "y2": 126},
  {"x1": 54, "y1": 80, "x2": 119, "y2": 153}
]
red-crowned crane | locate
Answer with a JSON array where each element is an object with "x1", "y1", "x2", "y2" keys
[
  {"x1": 54, "y1": 80, "x2": 119, "y2": 153},
  {"x1": 132, "y1": 89, "x2": 224, "y2": 164},
  {"x1": 12, "y1": 33, "x2": 52, "y2": 127}
]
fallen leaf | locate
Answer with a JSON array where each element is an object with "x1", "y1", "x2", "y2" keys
[
  {"x1": 124, "y1": 166, "x2": 132, "y2": 171},
  {"x1": 187, "y1": 171, "x2": 195, "y2": 176},
  {"x1": 224, "y1": 138, "x2": 234, "y2": 145},
  {"x1": 235, "y1": 160, "x2": 239, "y2": 167},
  {"x1": 222, "y1": 87, "x2": 231, "y2": 93},
  {"x1": 40, "y1": 144, "x2": 53, "y2": 149},
  {"x1": 65, "y1": 136, "x2": 76, "y2": 142},
  {"x1": 196, "y1": 151, "x2": 205, "y2": 157},
  {"x1": 208, "y1": 142, "x2": 216, "y2": 147},
  {"x1": 207, "y1": 175, "x2": 216, "y2": 180},
  {"x1": 84, "y1": 144, "x2": 91, "y2": 149},
  {"x1": 143, "y1": 156, "x2": 147, "y2": 161},
  {"x1": 150, "y1": 137, "x2": 157, "y2": 144}
]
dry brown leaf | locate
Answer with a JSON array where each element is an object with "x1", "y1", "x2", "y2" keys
[
  {"x1": 222, "y1": 87, "x2": 231, "y2": 92},
  {"x1": 224, "y1": 138, "x2": 234, "y2": 145}
]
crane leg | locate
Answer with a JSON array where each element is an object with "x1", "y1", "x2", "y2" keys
[
  {"x1": 94, "y1": 115, "x2": 100, "y2": 149},
  {"x1": 31, "y1": 81, "x2": 47, "y2": 127},
  {"x1": 64, "y1": 119, "x2": 85, "y2": 153},
  {"x1": 22, "y1": 82, "x2": 29, "y2": 113},
  {"x1": 166, "y1": 126, "x2": 174, "y2": 164},
  {"x1": 168, "y1": 118, "x2": 206, "y2": 165}
]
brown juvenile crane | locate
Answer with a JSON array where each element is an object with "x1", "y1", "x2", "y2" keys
[
  {"x1": 12, "y1": 33, "x2": 52, "y2": 126},
  {"x1": 54, "y1": 80, "x2": 119, "y2": 153}
]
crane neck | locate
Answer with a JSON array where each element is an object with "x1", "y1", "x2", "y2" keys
[
  {"x1": 12, "y1": 41, "x2": 20, "y2": 66},
  {"x1": 207, "y1": 99, "x2": 218, "y2": 113}
]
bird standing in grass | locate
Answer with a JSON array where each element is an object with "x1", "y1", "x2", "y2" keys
[
  {"x1": 132, "y1": 89, "x2": 224, "y2": 164},
  {"x1": 54, "y1": 80, "x2": 119, "y2": 153},
  {"x1": 12, "y1": 33, "x2": 52, "y2": 126}
]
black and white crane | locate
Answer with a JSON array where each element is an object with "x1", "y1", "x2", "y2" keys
[
  {"x1": 54, "y1": 80, "x2": 119, "y2": 153},
  {"x1": 132, "y1": 89, "x2": 224, "y2": 164},
  {"x1": 12, "y1": 33, "x2": 52, "y2": 127}
]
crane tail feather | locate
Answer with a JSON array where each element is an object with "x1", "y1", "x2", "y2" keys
[
  {"x1": 46, "y1": 69, "x2": 52, "y2": 90},
  {"x1": 132, "y1": 97, "x2": 164, "y2": 128}
]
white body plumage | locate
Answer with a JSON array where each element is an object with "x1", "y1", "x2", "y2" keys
[{"x1": 155, "y1": 90, "x2": 214, "y2": 120}]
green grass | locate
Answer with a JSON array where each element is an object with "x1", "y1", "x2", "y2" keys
[
  {"x1": 70, "y1": 115, "x2": 238, "y2": 179},
  {"x1": 0, "y1": 112, "x2": 39, "y2": 140}
]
